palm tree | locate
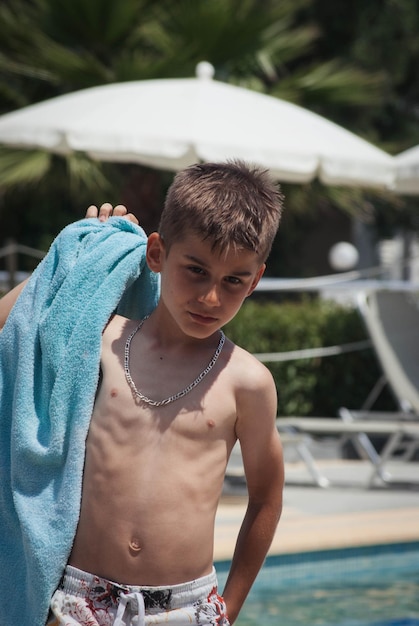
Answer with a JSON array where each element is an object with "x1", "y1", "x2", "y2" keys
[{"x1": 0, "y1": 0, "x2": 387, "y2": 249}]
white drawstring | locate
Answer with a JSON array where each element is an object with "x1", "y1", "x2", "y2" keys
[{"x1": 114, "y1": 591, "x2": 145, "y2": 626}]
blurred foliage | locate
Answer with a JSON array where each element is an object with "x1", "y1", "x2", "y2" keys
[
  {"x1": 224, "y1": 298, "x2": 396, "y2": 417},
  {"x1": 1, "y1": 0, "x2": 412, "y2": 255},
  {"x1": 0, "y1": 0, "x2": 418, "y2": 278}
]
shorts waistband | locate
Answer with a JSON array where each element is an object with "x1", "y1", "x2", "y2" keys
[{"x1": 60, "y1": 565, "x2": 218, "y2": 610}]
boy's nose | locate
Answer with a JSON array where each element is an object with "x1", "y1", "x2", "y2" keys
[{"x1": 198, "y1": 284, "x2": 221, "y2": 306}]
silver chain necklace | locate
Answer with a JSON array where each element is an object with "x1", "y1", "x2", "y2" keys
[{"x1": 124, "y1": 316, "x2": 226, "y2": 407}]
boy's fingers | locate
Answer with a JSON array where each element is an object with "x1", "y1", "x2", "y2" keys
[
  {"x1": 85, "y1": 203, "x2": 139, "y2": 225},
  {"x1": 112, "y1": 205, "x2": 128, "y2": 216},
  {"x1": 125, "y1": 213, "x2": 139, "y2": 225},
  {"x1": 98, "y1": 203, "x2": 113, "y2": 222},
  {"x1": 85, "y1": 205, "x2": 99, "y2": 218},
  {"x1": 113, "y1": 206, "x2": 139, "y2": 225}
]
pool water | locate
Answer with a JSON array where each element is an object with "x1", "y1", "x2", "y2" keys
[{"x1": 216, "y1": 542, "x2": 419, "y2": 626}]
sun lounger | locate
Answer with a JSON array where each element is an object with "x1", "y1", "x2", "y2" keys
[
  {"x1": 228, "y1": 290, "x2": 419, "y2": 489},
  {"x1": 278, "y1": 417, "x2": 419, "y2": 486},
  {"x1": 226, "y1": 433, "x2": 331, "y2": 488},
  {"x1": 352, "y1": 289, "x2": 419, "y2": 414},
  {"x1": 337, "y1": 289, "x2": 419, "y2": 479}
]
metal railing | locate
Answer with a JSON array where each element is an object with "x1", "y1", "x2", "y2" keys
[
  {"x1": 1, "y1": 239, "x2": 417, "y2": 365},
  {"x1": 0, "y1": 239, "x2": 45, "y2": 291}
]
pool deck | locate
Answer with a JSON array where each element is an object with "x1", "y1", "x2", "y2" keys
[{"x1": 215, "y1": 458, "x2": 419, "y2": 561}]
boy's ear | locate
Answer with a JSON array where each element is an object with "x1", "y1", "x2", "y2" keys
[
  {"x1": 246, "y1": 264, "x2": 265, "y2": 297},
  {"x1": 146, "y1": 232, "x2": 165, "y2": 272}
]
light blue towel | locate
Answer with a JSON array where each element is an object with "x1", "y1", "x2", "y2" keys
[{"x1": 0, "y1": 217, "x2": 160, "y2": 626}]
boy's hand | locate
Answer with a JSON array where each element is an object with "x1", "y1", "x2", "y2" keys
[{"x1": 86, "y1": 203, "x2": 139, "y2": 225}]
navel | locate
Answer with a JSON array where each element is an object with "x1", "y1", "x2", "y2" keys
[
  {"x1": 129, "y1": 538, "x2": 142, "y2": 553},
  {"x1": 110, "y1": 388, "x2": 118, "y2": 398}
]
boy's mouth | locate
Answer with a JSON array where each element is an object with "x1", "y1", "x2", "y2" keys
[{"x1": 189, "y1": 311, "x2": 218, "y2": 325}]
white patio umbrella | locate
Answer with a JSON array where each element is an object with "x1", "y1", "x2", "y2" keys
[
  {"x1": 0, "y1": 62, "x2": 395, "y2": 189},
  {"x1": 394, "y1": 145, "x2": 419, "y2": 195}
]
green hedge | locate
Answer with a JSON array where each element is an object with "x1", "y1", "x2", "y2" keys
[{"x1": 224, "y1": 298, "x2": 396, "y2": 418}]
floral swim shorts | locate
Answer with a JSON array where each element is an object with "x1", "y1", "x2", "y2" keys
[{"x1": 47, "y1": 565, "x2": 230, "y2": 626}]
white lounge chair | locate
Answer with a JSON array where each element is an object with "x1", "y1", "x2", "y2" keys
[
  {"x1": 226, "y1": 434, "x2": 330, "y2": 489},
  {"x1": 228, "y1": 290, "x2": 419, "y2": 488},
  {"x1": 276, "y1": 290, "x2": 419, "y2": 487},
  {"x1": 278, "y1": 417, "x2": 419, "y2": 486},
  {"x1": 338, "y1": 289, "x2": 419, "y2": 482},
  {"x1": 354, "y1": 289, "x2": 419, "y2": 414}
]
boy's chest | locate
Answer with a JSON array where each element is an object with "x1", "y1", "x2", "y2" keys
[
  {"x1": 96, "y1": 327, "x2": 237, "y2": 444},
  {"x1": 92, "y1": 359, "x2": 237, "y2": 451}
]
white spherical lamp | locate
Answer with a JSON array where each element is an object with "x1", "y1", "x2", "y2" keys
[{"x1": 328, "y1": 242, "x2": 359, "y2": 271}]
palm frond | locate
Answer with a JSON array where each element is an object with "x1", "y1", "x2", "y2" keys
[
  {"x1": 0, "y1": 148, "x2": 52, "y2": 189},
  {"x1": 65, "y1": 153, "x2": 112, "y2": 195},
  {"x1": 272, "y1": 60, "x2": 385, "y2": 108}
]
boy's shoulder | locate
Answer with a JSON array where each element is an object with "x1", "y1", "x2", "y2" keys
[
  {"x1": 102, "y1": 313, "x2": 132, "y2": 337},
  {"x1": 224, "y1": 336, "x2": 277, "y2": 421},
  {"x1": 224, "y1": 335, "x2": 275, "y2": 391}
]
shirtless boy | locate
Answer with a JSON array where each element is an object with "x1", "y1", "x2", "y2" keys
[{"x1": 0, "y1": 161, "x2": 284, "y2": 626}]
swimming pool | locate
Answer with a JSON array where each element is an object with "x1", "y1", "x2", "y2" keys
[{"x1": 216, "y1": 542, "x2": 419, "y2": 626}]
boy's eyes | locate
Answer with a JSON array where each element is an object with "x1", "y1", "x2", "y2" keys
[
  {"x1": 225, "y1": 276, "x2": 242, "y2": 285},
  {"x1": 187, "y1": 266, "x2": 242, "y2": 285},
  {"x1": 188, "y1": 265, "x2": 205, "y2": 275}
]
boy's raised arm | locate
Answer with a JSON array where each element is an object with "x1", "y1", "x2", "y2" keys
[
  {"x1": 0, "y1": 203, "x2": 136, "y2": 332},
  {"x1": 221, "y1": 364, "x2": 284, "y2": 624},
  {"x1": 0, "y1": 279, "x2": 28, "y2": 330}
]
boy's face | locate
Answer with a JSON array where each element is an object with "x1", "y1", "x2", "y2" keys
[{"x1": 147, "y1": 231, "x2": 265, "y2": 339}]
